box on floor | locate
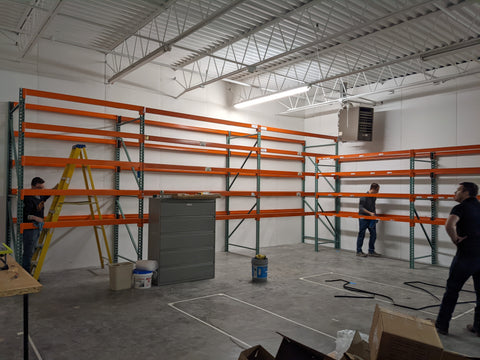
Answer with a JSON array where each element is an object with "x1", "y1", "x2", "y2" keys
[
  {"x1": 370, "y1": 305, "x2": 472, "y2": 360},
  {"x1": 238, "y1": 333, "x2": 334, "y2": 360}
]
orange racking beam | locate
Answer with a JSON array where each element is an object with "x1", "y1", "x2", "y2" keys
[
  {"x1": 17, "y1": 131, "x2": 303, "y2": 162},
  {"x1": 20, "y1": 189, "x2": 144, "y2": 199},
  {"x1": 319, "y1": 167, "x2": 480, "y2": 177},
  {"x1": 23, "y1": 122, "x2": 142, "y2": 140},
  {"x1": 20, "y1": 218, "x2": 141, "y2": 232},
  {"x1": 22, "y1": 103, "x2": 306, "y2": 145},
  {"x1": 146, "y1": 134, "x2": 307, "y2": 157},
  {"x1": 17, "y1": 189, "x2": 459, "y2": 200},
  {"x1": 20, "y1": 131, "x2": 117, "y2": 146},
  {"x1": 22, "y1": 89, "x2": 335, "y2": 141},
  {"x1": 17, "y1": 207, "x2": 315, "y2": 230},
  {"x1": 145, "y1": 107, "x2": 337, "y2": 140},
  {"x1": 16, "y1": 189, "x2": 315, "y2": 198},
  {"x1": 22, "y1": 103, "x2": 118, "y2": 120},
  {"x1": 23, "y1": 89, "x2": 144, "y2": 113},
  {"x1": 315, "y1": 192, "x2": 456, "y2": 200},
  {"x1": 20, "y1": 120, "x2": 312, "y2": 160},
  {"x1": 22, "y1": 155, "x2": 315, "y2": 178},
  {"x1": 22, "y1": 156, "x2": 138, "y2": 170},
  {"x1": 317, "y1": 211, "x2": 446, "y2": 226},
  {"x1": 215, "y1": 208, "x2": 313, "y2": 220},
  {"x1": 318, "y1": 144, "x2": 480, "y2": 162},
  {"x1": 140, "y1": 142, "x2": 304, "y2": 161}
]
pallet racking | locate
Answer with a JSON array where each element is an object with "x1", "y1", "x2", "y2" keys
[
  {"x1": 7, "y1": 88, "x2": 335, "y2": 271},
  {"x1": 7, "y1": 88, "x2": 480, "y2": 271}
]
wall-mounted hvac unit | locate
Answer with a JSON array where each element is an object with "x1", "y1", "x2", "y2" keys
[{"x1": 338, "y1": 106, "x2": 374, "y2": 142}]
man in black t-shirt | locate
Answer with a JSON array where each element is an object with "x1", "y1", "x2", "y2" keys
[
  {"x1": 356, "y1": 183, "x2": 381, "y2": 257},
  {"x1": 22, "y1": 177, "x2": 50, "y2": 272},
  {"x1": 435, "y1": 182, "x2": 480, "y2": 337}
]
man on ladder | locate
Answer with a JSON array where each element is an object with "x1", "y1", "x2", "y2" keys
[
  {"x1": 22, "y1": 177, "x2": 51, "y2": 271},
  {"x1": 27, "y1": 144, "x2": 112, "y2": 279}
]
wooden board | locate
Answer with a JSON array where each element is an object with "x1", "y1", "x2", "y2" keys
[{"x1": 0, "y1": 255, "x2": 42, "y2": 297}]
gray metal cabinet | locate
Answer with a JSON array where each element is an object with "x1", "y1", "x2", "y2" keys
[{"x1": 148, "y1": 197, "x2": 215, "y2": 285}]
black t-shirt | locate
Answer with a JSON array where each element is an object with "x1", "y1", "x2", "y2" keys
[
  {"x1": 359, "y1": 192, "x2": 376, "y2": 215},
  {"x1": 450, "y1": 197, "x2": 480, "y2": 258},
  {"x1": 23, "y1": 195, "x2": 50, "y2": 223}
]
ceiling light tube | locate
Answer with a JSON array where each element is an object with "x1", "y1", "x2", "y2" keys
[
  {"x1": 234, "y1": 85, "x2": 311, "y2": 109},
  {"x1": 223, "y1": 78, "x2": 252, "y2": 87}
]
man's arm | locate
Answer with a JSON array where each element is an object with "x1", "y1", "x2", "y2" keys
[{"x1": 445, "y1": 214, "x2": 465, "y2": 245}]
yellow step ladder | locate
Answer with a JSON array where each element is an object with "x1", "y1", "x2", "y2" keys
[{"x1": 30, "y1": 144, "x2": 112, "y2": 279}]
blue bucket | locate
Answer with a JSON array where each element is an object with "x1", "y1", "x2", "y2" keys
[{"x1": 251, "y1": 256, "x2": 268, "y2": 282}]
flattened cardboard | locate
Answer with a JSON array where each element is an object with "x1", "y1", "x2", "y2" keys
[{"x1": 369, "y1": 305, "x2": 443, "y2": 360}]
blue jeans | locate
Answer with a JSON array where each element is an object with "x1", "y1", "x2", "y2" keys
[
  {"x1": 22, "y1": 228, "x2": 40, "y2": 272},
  {"x1": 356, "y1": 219, "x2": 377, "y2": 253},
  {"x1": 436, "y1": 255, "x2": 480, "y2": 332}
]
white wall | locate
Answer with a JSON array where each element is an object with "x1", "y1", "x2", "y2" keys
[
  {"x1": 0, "y1": 39, "x2": 306, "y2": 272},
  {"x1": 305, "y1": 75, "x2": 480, "y2": 267}
]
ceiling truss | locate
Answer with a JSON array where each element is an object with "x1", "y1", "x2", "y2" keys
[{"x1": 0, "y1": 0, "x2": 479, "y2": 112}]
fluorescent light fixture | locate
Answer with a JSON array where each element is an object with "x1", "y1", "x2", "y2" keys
[
  {"x1": 223, "y1": 78, "x2": 252, "y2": 87},
  {"x1": 234, "y1": 85, "x2": 311, "y2": 109}
]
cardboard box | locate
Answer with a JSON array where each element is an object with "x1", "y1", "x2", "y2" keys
[
  {"x1": 238, "y1": 334, "x2": 334, "y2": 360},
  {"x1": 342, "y1": 330, "x2": 370, "y2": 360},
  {"x1": 369, "y1": 305, "x2": 443, "y2": 360},
  {"x1": 275, "y1": 333, "x2": 335, "y2": 360},
  {"x1": 238, "y1": 345, "x2": 275, "y2": 360}
]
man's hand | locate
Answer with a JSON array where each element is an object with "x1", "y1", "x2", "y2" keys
[
  {"x1": 29, "y1": 215, "x2": 44, "y2": 223},
  {"x1": 454, "y1": 235, "x2": 467, "y2": 245}
]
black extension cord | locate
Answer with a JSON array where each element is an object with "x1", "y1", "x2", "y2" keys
[{"x1": 325, "y1": 279, "x2": 476, "y2": 311}]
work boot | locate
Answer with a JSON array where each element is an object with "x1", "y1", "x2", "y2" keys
[
  {"x1": 466, "y1": 324, "x2": 480, "y2": 337},
  {"x1": 368, "y1": 251, "x2": 381, "y2": 257},
  {"x1": 435, "y1": 322, "x2": 448, "y2": 335},
  {"x1": 356, "y1": 251, "x2": 367, "y2": 257}
]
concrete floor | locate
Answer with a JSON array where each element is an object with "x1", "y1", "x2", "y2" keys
[{"x1": 1, "y1": 243, "x2": 479, "y2": 360}]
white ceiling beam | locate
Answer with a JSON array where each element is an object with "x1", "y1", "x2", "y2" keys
[
  {"x1": 20, "y1": 0, "x2": 64, "y2": 58},
  {"x1": 107, "y1": 0, "x2": 247, "y2": 84},
  {"x1": 173, "y1": 0, "x2": 323, "y2": 69},
  {"x1": 177, "y1": 0, "x2": 439, "y2": 94}
]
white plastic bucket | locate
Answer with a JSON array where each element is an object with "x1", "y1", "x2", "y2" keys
[{"x1": 133, "y1": 269, "x2": 152, "y2": 289}]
